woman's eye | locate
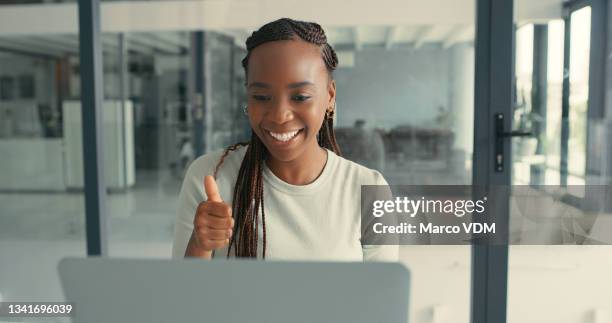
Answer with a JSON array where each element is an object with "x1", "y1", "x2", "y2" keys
[
  {"x1": 292, "y1": 94, "x2": 311, "y2": 102},
  {"x1": 252, "y1": 95, "x2": 271, "y2": 101}
]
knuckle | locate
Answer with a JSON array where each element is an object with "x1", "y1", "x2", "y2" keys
[
  {"x1": 208, "y1": 217, "x2": 219, "y2": 226},
  {"x1": 197, "y1": 201, "x2": 208, "y2": 212},
  {"x1": 193, "y1": 218, "x2": 202, "y2": 229},
  {"x1": 223, "y1": 204, "x2": 232, "y2": 215},
  {"x1": 197, "y1": 227, "x2": 207, "y2": 237},
  {"x1": 195, "y1": 209, "x2": 207, "y2": 221},
  {"x1": 196, "y1": 217, "x2": 207, "y2": 228}
]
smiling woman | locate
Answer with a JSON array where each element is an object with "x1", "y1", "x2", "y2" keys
[
  {"x1": 172, "y1": 18, "x2": 398, "y2": 261},
  {"x1": 246, "y1": 38, "x2": 336, "y2": 172}
]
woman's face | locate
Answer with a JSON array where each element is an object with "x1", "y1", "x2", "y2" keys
[{"x1": 246, "y1": 39, "x2": 336, "y2": 162}]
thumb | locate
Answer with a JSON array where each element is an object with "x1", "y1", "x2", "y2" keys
[{"x1": 204, "y1": 175, "x2": 222, "y2": 202}]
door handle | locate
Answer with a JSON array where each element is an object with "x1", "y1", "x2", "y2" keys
[
  {"x1": 499, "y1": 130, "x2": 533, "y2": 138},
  {"x1": 495, "y1": 113, "x2": 533, "y2": 172}
]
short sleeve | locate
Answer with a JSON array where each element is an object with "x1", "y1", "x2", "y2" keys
[{"x1": 362, "y1": 171, "x2": 399, "y2": 262}]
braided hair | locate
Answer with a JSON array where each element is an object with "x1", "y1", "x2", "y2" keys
[{"x1": 214, "y1": 18, "x2": 341, "y2": 258}]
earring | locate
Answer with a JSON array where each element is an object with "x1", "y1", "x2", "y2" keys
[
  {"x1": 326, "y1": 102, "x2": 336, "y2": 119},
  {"x1": 243, "y1": 105, "x2": 248, "y2": 115}
]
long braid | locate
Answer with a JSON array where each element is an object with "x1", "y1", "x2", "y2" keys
[
  {"x1": 215, "y1": 18, "x2": 340, "y2": 258},
  {"x1": 318, "y1": 114, "x2": 341, "y2": 154},
  {"x1": 213, "y1": 142, "x2": 249, "y2": 178}
]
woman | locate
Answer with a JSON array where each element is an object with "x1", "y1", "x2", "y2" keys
[{"x1": 172, "y1": 18, "x2": 397, "y2": 261}]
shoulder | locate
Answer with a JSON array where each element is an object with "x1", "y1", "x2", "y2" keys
[
  {"x1": 186, "y1": 145, "x2": 247, "y2": 178},
  {"x1": 331, "y1": 151, "x2": 389, "y2": 186},
  {"x1": 182, "y1": 145, "x2": 248, "y2": 202}
]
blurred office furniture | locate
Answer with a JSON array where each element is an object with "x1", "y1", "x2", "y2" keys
[
  {"x1": 386, "y1": 125, "x2": 454, "y2": 161},
  {"x1": 63, "y1": 100, "x2": 135, "y2": 191},
  {"x1": 0, "y1": 101, "x2": 44, "y2": 138},
  {"x1": 0, "y1": 103, "x2": 12, "y2": 137},
  {"x1": 335, "y1": 120, "x2": 386, "y2": 172},
  {"x1": 0, "y1": 137, "x2": 65, "y2": 191},
  {"x1": 0, "y1": 102, "x2": 64, "y2": 191},
  {"x1": 165, "y1": 100, "x2": 193, "y2": 177}
]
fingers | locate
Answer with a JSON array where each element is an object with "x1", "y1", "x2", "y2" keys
[
  {"x1": 193, "y1": 200, "x2": 233, "y2": 252},
  {"x1": 193, "y1": 225, "x2": 232, "y2": 251},
  {"x1": 195, "y1": 213, "x2": 234, "y2": 230},
  {"x1": 197, "y1": 201, "x2": 232, "y2": 219},
  {"x1": 204, "y1": 175, "x2": 222, "y2": 202},
  {"x1": 196, "y1": 227, "x2": 233, "y2": 240},
  {"x1": 198, "y1": 238, "x2": 230, "y2": 250},
  {"x1": 194, "y1": 176, "x2": 232, "y2": 252},
  {"x1": 193, "y1": 216, "x2": 232, "y2": 251}
]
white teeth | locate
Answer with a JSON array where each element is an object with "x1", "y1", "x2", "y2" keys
[{"x1": 268, "y1": 129, "x2": 300, "y2": 142}]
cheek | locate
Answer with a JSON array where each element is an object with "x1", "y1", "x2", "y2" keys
[{"x1": 302, "y1": 101, "x2": 327, "y2": 132}]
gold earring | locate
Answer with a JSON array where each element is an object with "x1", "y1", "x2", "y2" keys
[{"x1": 326, "y1": 103, "x2": 335, "y2": 119}]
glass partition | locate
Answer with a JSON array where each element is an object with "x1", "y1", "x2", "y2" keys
[
  {"x1": 509, "y1": 1, "x2": 612, "y2": 322},
  {"x1": 0, "y1": 20, "x2": 85, "y2": 323},
  {"x1": 98, "y1": 1, "x2": 477, "y2": 322}
]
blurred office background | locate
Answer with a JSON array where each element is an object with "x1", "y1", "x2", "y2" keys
[{"x1": 0, "y1": 0, "x2": 611, "y2": 323}]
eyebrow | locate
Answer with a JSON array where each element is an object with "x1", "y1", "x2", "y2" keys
[{"x1": 247, "y1": 81, "x2": 315, "y2": 89}]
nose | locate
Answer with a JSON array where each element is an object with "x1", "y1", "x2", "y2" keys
[{"x1": 266, "y1": 97, "x2": 293, "y2": 125}]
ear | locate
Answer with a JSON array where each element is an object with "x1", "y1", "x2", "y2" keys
[{"x1": 327, "y1": 79, "x2": 336, "y2": 108}]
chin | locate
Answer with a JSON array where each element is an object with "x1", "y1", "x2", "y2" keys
[{"x1": 266, "y1": 148, "x2": 305, "y2": 163}]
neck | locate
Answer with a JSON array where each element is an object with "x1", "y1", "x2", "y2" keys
[{"x1": 265, "y1": 143, "x2": 328, "y2": 185}]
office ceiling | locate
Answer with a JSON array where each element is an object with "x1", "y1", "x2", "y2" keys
[
  {"x1": 0, "y1": 23, "x2": 475, "y2": 60},
  {"x1": 0, "y1": 0, "x2": 564, "y2": 59}
]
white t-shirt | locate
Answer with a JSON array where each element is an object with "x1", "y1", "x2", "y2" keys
[{"x1": 172, "y1": 145, "x2": 398, "y2": 261}]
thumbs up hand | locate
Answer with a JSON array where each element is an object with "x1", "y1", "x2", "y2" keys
[{"x1": 186, "y1": 175, "x2": 234, "y2": 258}]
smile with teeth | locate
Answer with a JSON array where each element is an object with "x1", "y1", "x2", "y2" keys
[{"x1": 267, "y1": 129, "x2": 302, "y2": 142}]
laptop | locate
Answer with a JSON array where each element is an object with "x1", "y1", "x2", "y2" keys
[{"x1": 58, "y1": 258, "x2": 410, "y2": 323}]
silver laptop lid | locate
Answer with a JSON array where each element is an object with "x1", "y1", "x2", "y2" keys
[{"x1": 59, "y1": 258, "x2": 410, "y2": 323}]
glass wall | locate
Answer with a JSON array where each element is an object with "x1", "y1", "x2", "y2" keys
[
  {"x1": 0, "y1": 25, "x2": 85, "y2": 323},
  {"x1": 509, "y1": 1, "x2": 612, "y2": 322},
  {"x1": 6, "y1": 1, "x2": 611, "y2": 322},
  {"x1": 95, "y1": 31, "x2": 251, "y2": 257},
  {"x1": 567, "y1": 6, "x2": 591, "y2": 185},
  {"x1": 96, "y1": 1, "x2": 476, "y2": 322},
  {"x1": 0, "y1": 1, "x2": 478, "y2": 321},
  {"x1": 513, "y1": 20, "x2": 566, "y2": 186}
]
